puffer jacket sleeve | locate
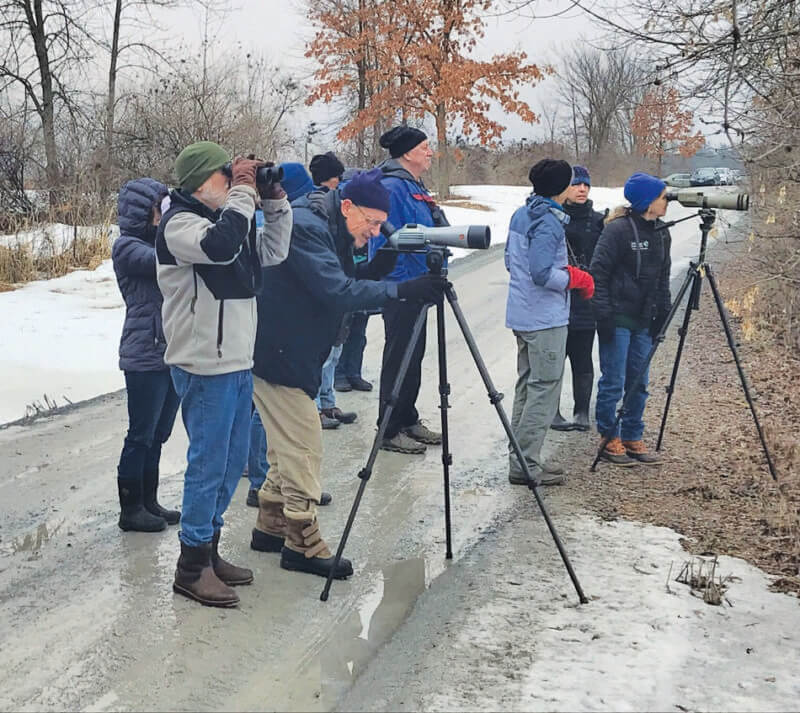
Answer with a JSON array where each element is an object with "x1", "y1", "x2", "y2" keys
[
  {"x1": 112, "y1": 236, "x2": 156, "y2": 279},
  {"x1": 257, "y1": 195, "x2": 292, "y2": 266},
  {"x1": 528, "y1": 217, "x2": 569, "y2": 292},
  {"x1": 589, "y1": 219, "x2": 623, "y2": 321}
]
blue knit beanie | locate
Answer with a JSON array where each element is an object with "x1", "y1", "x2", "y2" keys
[
  {"x1": 340, "y1": 168, "x2": 391, "y2": 214},
  {"x1": 624, "y1": 172, "x2": 666, "y2": 213},
  {"x1": 280, "y1": 162, "x2": 315, "y2": 203},
  {"x1": 571, "y1": 165, "x2": 591, "y2": 186}
]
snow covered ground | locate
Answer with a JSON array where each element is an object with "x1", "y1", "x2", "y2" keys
[{"x1": 0, "y1": 184, "x2": 745, "y2": 425}]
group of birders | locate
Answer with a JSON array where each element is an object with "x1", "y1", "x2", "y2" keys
[{"x1": 111, "y1": 122, "x2": 671, "y2": 607}]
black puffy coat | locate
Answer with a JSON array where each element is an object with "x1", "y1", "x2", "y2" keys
[
  {"x1": 112, "y1": 178, "x2": 168, "y2": 372},
  {"x1": 589, "y1": 211, "x2": 672, "y2": 327},
  {"x1": 563, "y1": 199, "x2": 604, "y2": 331}
]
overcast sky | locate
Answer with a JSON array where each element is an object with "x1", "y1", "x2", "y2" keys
[{"x1": 160, "y1": 0, "x2": 609, "y2": 150}]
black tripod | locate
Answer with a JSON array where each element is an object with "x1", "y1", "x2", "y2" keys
[
  {"x1": 321, "y1": 248, "x2": 588, "y2": 604},
  {"x1": 591, "y1": 209, "x2": 778, "y2": 480}
]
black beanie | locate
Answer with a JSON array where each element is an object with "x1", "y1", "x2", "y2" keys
[
  {"x1": 379, "y1": 126, "x2": 427, "y2": 158},
  {"x1": 528, "y1": 159, "x2": 573, "y2": 198},
  {"x1": 309, "y1": 151, "x2": 345, "y2": 185}
]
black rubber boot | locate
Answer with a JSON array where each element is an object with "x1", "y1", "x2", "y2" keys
[
  {"x1": 550, "y1": 410, "x2": 575, "y2": 431},
  {"x1": 572, "y1": 372, "x2": 594, "y2": 432},
  {"x1": 118, "y1": 479, "x2": 167, "y2": 532},
  {"x1": 142, "y1": 470, "x2": 180, "y2": 525}
]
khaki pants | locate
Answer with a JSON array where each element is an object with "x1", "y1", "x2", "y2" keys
[
  {"x1": 509, "y1": 326, "x2": 567, "y2": 473},
  {"x1": 252, "y1": 376, "x2": 322, "y2": 516}
]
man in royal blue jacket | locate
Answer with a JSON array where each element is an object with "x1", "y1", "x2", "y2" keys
[{"x1": 368, "y1": 126, "x2": 448, "y2": 454}]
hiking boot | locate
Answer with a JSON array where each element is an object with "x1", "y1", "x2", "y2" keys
[
  {"x1": 118, "y1": 479, "x2": 167, "y2": 532},
  {"x1": 246, "y1": 488, "x2": 259, "y2": 507},
  {"x1": 251, "y1": 495, "x2": 287, "y2": 553},
  {"x1": 211, "y1": 530, "x2": 253, "y2": 586},
  {"x1": 622, "y1": 440, "x2": 663, "y2": 465},
  {"x1": 334, "y1": 376, "x2": 353, "y2": 392},
  {"x1": 320, "y1": 491, "x2": 332, "y2": 507},
  {"x1": 173, "y1": 542, "x2": 239, "y2": 607},
  {"x1": 599, "y1": 437, "x2": 638, "y2": 467},
  {"x1": 572, "y1": 410, "x2": 590, "y2": 431},
  {"x1": 320, "y1": 412, "x2": 341, "y2": 430},
  {"x1": 321, "y1": 407, "x2": 357, "y2": 425},
  {"x1": 538, "y1": 460, "x2": 564, "y2": 476},
  {"x1": 142, "y1": 470, "x2": 180, "y2": 525},
  {"x1": 348, "y1": 376, "x2": 373, "y2": 391},
  {"x1": 509, "y1": 465, "x2": 565, "y2": 486},
  {"x1": 380, "y1": 431, "x2": 427, "y2": 454},
  {"x1": 280, "y1": 513, "x2": 353, "y2": 579},
  {"x1": 550, "y1": 410, "x2": 575, "y2": 431},
  {"x1": 403, "y1": 420, "x2": 442, "y2": 445}
]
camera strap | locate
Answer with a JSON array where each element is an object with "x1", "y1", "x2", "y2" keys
[{"x1": 627, "y1": 216, "x2": 642, "y2": 281}]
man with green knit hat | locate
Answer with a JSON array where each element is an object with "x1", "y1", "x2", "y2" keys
[{"x1": 156, "y1": 140, "x2": 292, "y2": 607}]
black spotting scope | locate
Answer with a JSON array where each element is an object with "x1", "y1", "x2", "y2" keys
[{"x1": 666, "y1": 189, "x2": 749, "y2": 211}]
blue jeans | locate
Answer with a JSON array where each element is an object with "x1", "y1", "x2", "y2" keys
[
  {"x1": 248, "y1": 407, "x2": 269, "y2": 491},
  {"x1": 118, "y1": 370, "x2": 180, "y2": 482},
  {"x1": 315, "y1": 344, "x2": 343, "y2": 410},
  {"x1": 596, "y1": 327, "x2": 652, "y2": 441},
  {"x1": 336, "y1": 312, "x2": 369, "y2": 380},
  {"x1": 170, "y1": 367, "x2": 252, "y2": 547}
]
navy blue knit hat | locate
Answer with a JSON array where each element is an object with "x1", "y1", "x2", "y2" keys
[
  {"x1": 571, "y1": 165, "x2": 591, "y2": 186},
  {"x1": 340, "y1": 168, "x2": 391, "y2": 214},
  {"x1": 624, "y1": 172, "x2": 666, "y2": 213},
  {"x1": 280, "y1": 162, "x2": 314, "y2": 203}
]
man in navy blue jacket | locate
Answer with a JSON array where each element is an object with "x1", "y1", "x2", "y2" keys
[
  {"x1": 251, "y1": 169, "x2": 446, "y2": 579},
  {"x1": 368, "y1": 126, "x2": 448, "y2": 455}
]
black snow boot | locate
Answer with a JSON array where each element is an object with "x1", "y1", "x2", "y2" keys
[
  {"x1": 142, "y1": 469, "x2": 180, "y2": 525},
  {"x1": 550, "y1": 409, "x2": 575, "y2": 431},
  {"x1": 572, "y1": 372, "x2": 594, "y2": 432},
  {"x1": 281, "y1": 514, "x2": 353, "y2": 579},
  {"x1": 118, "y1": 478, "x2": 167, "y2": 532}
]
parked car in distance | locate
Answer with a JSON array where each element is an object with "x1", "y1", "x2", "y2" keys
[
  {"x1": 663, "y1": 173, "x2": 692, "y2": 187},
  {"x1": 690, "y1": 167, "x2": 722, "y2": 186}
]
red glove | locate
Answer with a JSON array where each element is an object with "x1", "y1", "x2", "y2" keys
[{"x1": 566, "y1": 265, "x2": 595, "y2": 300}]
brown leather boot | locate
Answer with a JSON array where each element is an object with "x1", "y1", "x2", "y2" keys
[
  {"x1": 250, "y1": 493, "x2": 288, "y2": 553},
  {"x1": 211, "y1": 530, "x2": 253, "y2": 586},
  {"x1": 173, "y1": 542, "x2": 239, "y2": 607},
  {"x1": 280, "y1": 513, "x2": 353, "y2": 579}
]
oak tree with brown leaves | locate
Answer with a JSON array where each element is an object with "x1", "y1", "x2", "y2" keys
[
  {"x1": 306, "y1": 0, "x2": 546, "y2": 196},
  {"x1": 630, "y1": 85, "x2": 704, "y2": 176}
]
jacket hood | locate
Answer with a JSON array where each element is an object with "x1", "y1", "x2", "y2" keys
[
  {"x1": 526, "y1": 193, "x2": 570, "y2": 225},
  {"x1": 118, "y1": 178, "x2": 167, "y2": 238},
  {"x1": 378, "y1": 158, "x2": 424, "y2": 186},
  {"x1": 564, "y1": 198, "x2": 595, "y2": 218}
]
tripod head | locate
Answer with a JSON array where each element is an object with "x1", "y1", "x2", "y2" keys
[{"x1": 426, "y1": 247, "x2": 451, "y2": 276}]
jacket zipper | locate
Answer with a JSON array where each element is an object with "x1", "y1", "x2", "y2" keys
[{"x1": 217, "y1": 300, "x2": 224, "y2": 358}]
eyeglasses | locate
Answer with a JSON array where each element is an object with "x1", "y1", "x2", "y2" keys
[{"x1": 354, "y1": 204, "x2": 384, "y2": 230}]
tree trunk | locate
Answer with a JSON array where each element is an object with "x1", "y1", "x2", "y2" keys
[
  {"x1": 435, "y1": 102, "x2": 449, "y2": 199},
  {"x1": 105, "y1": 0, "x2": 123, "y2": 195},
  {"x1": 355, "y1": 0, "x2": 367, "y2": 166}
]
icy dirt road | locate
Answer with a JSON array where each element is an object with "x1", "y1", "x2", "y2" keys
[{"x1": 3, "y1": 221, "x2": 796, "y2": 713}]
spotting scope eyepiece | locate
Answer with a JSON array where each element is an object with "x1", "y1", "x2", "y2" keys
[
  {"x1": 666, "y1": 189, "x2": 749, "y2": 211},
  {"x1": 381, "y1": 223, "x2": 491, "y2": 251}
]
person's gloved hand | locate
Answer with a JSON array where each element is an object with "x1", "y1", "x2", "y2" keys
[
  {"x1": 596, "y1": 316, "x2": 616, "y2": 343},
  {"x1": 368, "y1": 249, "x2": 399, "y2": 278},
  {"x1": 566, "y1": 265, "x2": 595, "y2": 300},
  {"x1": 649, "y1": 309, "x2": 670, "y2": 338},
  {"x1": 231, "y1": 156, "x2": 262, "y2": 191},
  {"x1": 396, "y1": 274, "x2": 449, "y2": 303}
]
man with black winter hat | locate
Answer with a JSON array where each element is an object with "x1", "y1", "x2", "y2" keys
[
  {"x1": 368, "y1": 125, "x2": 447, "y2": 455},
  {"x1": 504, "y1": 158, "x2": 595, "y2": 486},
  {"x1": 250, "y1": 168, "x2": 447, "y2": 579},
  {"x1": 310, "y1": 151, "x2": 345, "y2": 190}
]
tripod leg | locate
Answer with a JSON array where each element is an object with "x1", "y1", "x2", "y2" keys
[
  {"x1": 443, "y1": 284, "x2": 588, "y2": 604},
  {"x1": 704, "y1": 266, "x2": 779, "y2": 481},
  {"x1": 656, "y1": 270, "x2": 701, "y2": 451},
  {"x1": 591, "y1": 265, "x2": 697, "y2": 471},
  {"x1": 436, "y1": 298, "x2": 454, "y2": 560},
  {"x1": 321, "y1": 305, "x2": 430, "y2": 602}
]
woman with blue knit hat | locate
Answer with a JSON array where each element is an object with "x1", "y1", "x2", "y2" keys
[
  {"x1": 551, "y1": 165, "x2": 606, "y2": 432},
  {"x1": 589, "y1": 172, "x2": 672, "y2": 466}
]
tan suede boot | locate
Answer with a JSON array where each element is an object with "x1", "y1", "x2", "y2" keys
[
  {"x1": 250, "y1": 492, "x2": 288, "y2": 553},
  {"x1": 280, "y1": 512, "x2": 353, "y2": 579}
]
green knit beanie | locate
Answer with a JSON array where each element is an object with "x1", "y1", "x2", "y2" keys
[{"x1": 174, "y1": 141, "x2": 230, "y2": 194}]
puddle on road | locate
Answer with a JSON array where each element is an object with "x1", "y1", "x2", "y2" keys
[{"x1": 298, "y1": 557, "x2": 429, "y2": 709}]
